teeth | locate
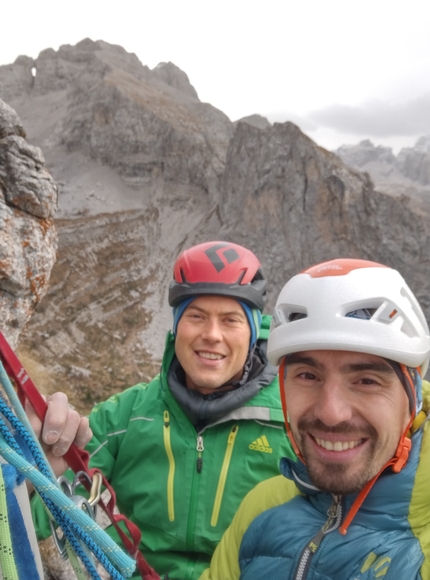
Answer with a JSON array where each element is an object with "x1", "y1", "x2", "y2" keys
[
  {"x1": 199, "y1": 352, "x2": 223, "y2": 360},
  {"x1": 315, "y1": 437, "x2": 361, "y2": 452}
]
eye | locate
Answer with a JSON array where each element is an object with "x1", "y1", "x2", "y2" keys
[
  {"x1": 226, "y1": 317, "x2": 239, "y2": 323},
  {"x1": 186, "y1": 311, "x2": 203, "y2": 320},
  {"x1": 299, "y1": 371, "x2": 317, "y2": 380},
  {"x1": 292, "y1": 370, "x2": 318, "y2": 382},
  {"x1": 223, "y1": 315, "x2": 245, "y2": 325},
  {"x1": 357, "y1": 377, "x2": 379, "y2": 386}
]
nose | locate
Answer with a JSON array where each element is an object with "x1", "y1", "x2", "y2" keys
[
  {"x1": 201, "y1": 318, "x2": 223, "y2": 342},
  {"x1": 312, "y1": 380, "x2": 353, "y2": 427}
]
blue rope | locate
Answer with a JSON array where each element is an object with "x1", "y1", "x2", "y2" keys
[
  {"x1": 0, "y1": 430, "x2": 135, "y2": 579},
  {"x1": 41, "y1": 491, "x2": 128, "y2": 580},
  {"x1": 0, "y1": 437, "x2": 107, "y2": 580},
  {"x1": 0, "y1": 362, "x2": 57, "y2": 481},
  {"x1": 0, "y1": 361, "x2": 136, "y2": 579},
  {"x1": 40, "y1": 493, "x2": 109, "y2": 580},
  {"x1": 0, "y1": 397, "x2": 54, "y2": 480}
]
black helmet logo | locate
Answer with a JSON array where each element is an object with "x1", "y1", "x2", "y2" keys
[{"x1": 204, "y1": 243, "x2": 240, "y2": 272}]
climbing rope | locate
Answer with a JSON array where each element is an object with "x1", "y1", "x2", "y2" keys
[
  {"x1": 0, "y1": 329, "x2": 160, "y2": 580},
  {"x1": 0, "y1": 360, "x2": 136, "y2": 580},
  {"x1": 0, "y1": 464, "x2": 19, "y2": 580}
]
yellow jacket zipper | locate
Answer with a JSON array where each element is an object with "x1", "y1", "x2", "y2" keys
[
  {"x1": 211, "y1": 425, "x2": 239, "y2": 527},
  {"x1": 163, "y1": 410, "x2": 175, "y2": 521}
]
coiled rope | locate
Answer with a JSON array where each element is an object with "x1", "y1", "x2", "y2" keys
[{"x1": 0, "y1": 359, "x2": 136, "y2": 580}]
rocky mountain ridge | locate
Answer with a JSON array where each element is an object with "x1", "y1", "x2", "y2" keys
[
  {"x1": 1, "y1": 39, "x2": 429, "y2": 412},
  {"x1": 0, "y1": 38, "x2": 232, "y2": 219},
  {"x1": 336, "y1": 137, "x2": 430, "y2": 207}
]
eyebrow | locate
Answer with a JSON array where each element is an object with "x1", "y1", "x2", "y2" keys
[
  {"x1": 185, "y1": 305, "x2": 246, "y2": 318},
  {"x1": 285, "y1": 354, "x2": 395, "y2": 375},
  {"x1": 286, "y1": 355, "x2": 322, "y2": 368},
  {"x1": 343, "y1": 362, "x2": 394, "y2": 375}
]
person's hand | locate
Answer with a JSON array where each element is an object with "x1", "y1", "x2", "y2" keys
[{"x1": 26, "y1": 392, "x2": 92, "y2": 479}]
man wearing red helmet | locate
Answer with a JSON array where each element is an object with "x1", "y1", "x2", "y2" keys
[
  {"x1": 31, "y1": 241, "x2": 294, "y2": 579},
  {"x1": 201, "y1": 259, "x2": 430, "y2": 579}
]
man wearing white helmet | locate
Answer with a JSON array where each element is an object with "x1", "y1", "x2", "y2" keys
[{"x1": 200, "y1": 258, "x2": 430, "y2": 580}]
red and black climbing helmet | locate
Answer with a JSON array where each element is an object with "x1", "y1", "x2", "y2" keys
[{"x1": 168, "y1": 241, "x2": 267, "y2": 310}]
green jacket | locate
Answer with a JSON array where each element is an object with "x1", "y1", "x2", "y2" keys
[{"x1": 33, "y1": 315, "x2": 294, "y2": 580}]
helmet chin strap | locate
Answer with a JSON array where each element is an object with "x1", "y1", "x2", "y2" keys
[
  {"x1": 279, "y1": 357, "x2": 302, "y2": 459},
  {"x1": 392, "y1": 365, "x2": 416, "y2": 472},
  {"x1": 278, "y1": 358, "x2": 416, "y2": 535}
]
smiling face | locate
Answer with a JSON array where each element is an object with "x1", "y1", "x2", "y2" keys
[
  {"x1": 175, "y1": 295, "x2": 251, "y2": 395},
  {"x1": 284, "y1": 350, "x2": 410, "y2": 495}
]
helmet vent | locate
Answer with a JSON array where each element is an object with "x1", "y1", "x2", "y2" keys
[
  {"x1": 236, "y1": 270, "x2": 246, "y2": 284},
  {"x1": 272, "y1": 305, "x2": 308, "y2": 329},
  {"x1": 289, "y1": 312, "x2": 308, "y2": 322},
  {"x1": 345, "y1": 308, "x2": 377, "y2": 320},
  {"x1": 252, "y1": 268, "x2": 265, "y2": 282},
  {"x1": 345, "y1": 304, "x2": 418, "y2": 338},
  {"x1": 401, "y1": 286, "x2": 429, "y2": 331}
]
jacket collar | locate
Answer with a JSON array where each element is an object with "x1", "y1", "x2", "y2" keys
[{"x1": 280, "y1": 421, "x2": 426, "y2": 528}]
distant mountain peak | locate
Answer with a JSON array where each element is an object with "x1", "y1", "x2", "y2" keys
[
  {"x1": 336, "y1": 136, "x2": 430, "y2": 191},
  {"x1": 406, "y1": 135, "x2": 430, "y2": 153},
  {"x1": 152, "y1": 61, "x2": 199, "y2": 99},
  {"x1": 234, "y1": 114, "x2": 271, "y2": 130}
]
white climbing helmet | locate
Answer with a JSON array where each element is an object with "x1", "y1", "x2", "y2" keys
[{"x1": 268, "y1": 258, "x2": 430, "y2": 375}]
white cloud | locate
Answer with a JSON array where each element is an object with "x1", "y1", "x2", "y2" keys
[{"x1": 308, "y1": 94, "x2": 430, "y2": 138}]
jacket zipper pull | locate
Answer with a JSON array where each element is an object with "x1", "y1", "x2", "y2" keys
[
  {"x1": 323, "y1": 495, "x2": 342, "y2": 532},
  {"x1": 196, "y1": 435, "x2": 204, "y2": 473},
  {"x1": 293, "y1": 496, "x2": 343, "y2": 580}
]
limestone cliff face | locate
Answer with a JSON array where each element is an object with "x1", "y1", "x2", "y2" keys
[
  {"x1": 220, "y1": 122, "x2": 430, "y2": 314},
  {"x1": 1, "y1": 39, "x2": 429, "y2": 410},
  {"x1": 0, "y1": 38, "x2": 233, "y2": 218},
  {"x1": 0, "y1": 99, "x2": 58, "y2": 348}
]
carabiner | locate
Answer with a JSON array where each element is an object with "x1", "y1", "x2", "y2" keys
[{"x1": 50, "y1": 471, "x2": 99, "y2": 559}]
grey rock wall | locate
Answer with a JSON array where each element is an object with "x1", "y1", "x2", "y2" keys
[
  {"x1": 0, "y1": 99, "x2": 58, "y2": 347},
  {"x1": 220, "y1": 122, "x2": 430, "y2": 314}
]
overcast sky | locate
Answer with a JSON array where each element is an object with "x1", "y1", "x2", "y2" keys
[{"x1": 2, "y1": 0, "x2": 430, "y2": 153}]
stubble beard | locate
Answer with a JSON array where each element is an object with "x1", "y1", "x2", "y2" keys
[{"x1": 295, "y1": 418, "x2": 378, "y2": 496}]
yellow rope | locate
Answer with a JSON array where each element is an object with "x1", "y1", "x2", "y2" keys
[{"x1": 0, "y1": 465, "x2": 19, "y2": 580}]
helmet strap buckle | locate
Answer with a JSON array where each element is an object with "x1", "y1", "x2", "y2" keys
[{"x1": 392, "y1": 437, "x2": 411, "y2": 473}]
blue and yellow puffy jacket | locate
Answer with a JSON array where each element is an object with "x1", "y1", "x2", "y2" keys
[{"x1": 201, "y1": 380, "x2": 430, "y2": 580}]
